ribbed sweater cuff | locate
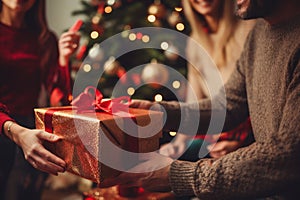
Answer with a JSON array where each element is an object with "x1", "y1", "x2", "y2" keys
[{"x1": 169, "y1": 160, "x2": 198, "y2": 196}]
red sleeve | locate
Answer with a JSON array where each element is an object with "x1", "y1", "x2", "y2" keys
[
  {"x1": 220, "y1": 117, "x2": 254, "y2": 145},
  {"x1": 0, "y1": 102, "x2": 14, "y2": 135}
]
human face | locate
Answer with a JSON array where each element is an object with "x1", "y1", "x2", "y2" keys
[
  {"x1": 235, "y1": 0, "x2": 280, "y2": 19},
  {"x1": 1, "y1": 0, "x2": 36, "y2": 13},
  {"x1": 188, "y1": 0, "x2": 222, "y2": 17}
]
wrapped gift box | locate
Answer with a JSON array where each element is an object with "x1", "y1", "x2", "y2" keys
[{"x1": 34, "y1": 106, "x2": 163, "y2": 183}]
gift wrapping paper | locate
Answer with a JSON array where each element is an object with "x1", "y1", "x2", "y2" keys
[{"x1": 34, "y1": 106, "x2": 163, "y2": 183}]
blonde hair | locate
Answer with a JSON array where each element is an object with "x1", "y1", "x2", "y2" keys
[{"x1": 182, "y1": 0, "x2": 239, "y2": 68}]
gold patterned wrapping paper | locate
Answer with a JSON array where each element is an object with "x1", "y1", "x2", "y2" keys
[{"x1": 34, "y1": 106, "x2": 163, "y2": 183}]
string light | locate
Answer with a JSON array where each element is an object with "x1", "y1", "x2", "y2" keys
[
  {"x1": 92, "y1": 15, "x2": 101, "y2": 24},
  {"x1": 147, "y1": 15, "x2": 156, "y2": 23},
  {"x1": 154, "y1": 94, "x2": 163, "y2": 102},
  {"x1": 121, "y1": 30, "x2": 129, "y2": 38},
  {"x1": 128, "y1": 33, "x2": 137, "y2": 41},
  {"x1": 169, "y1": 131, "x2": 177, "y2": 137},
  {"x1": 90, "y1": 31, "x2": 99, "y2": 39},
  {"x1": 142, "y1": 35, "x2": 150, "y2": 43},
  {"x1": 174, "y1": 7, "x2": 183, "y2": 12},
  {"x1": 104, "y1": 6, "x2": 113, "y2": 14},
  {"x1": 160, "y1": 42, "x2": 169, "y2": 50},
  {"x1": 83, "y1": 64, "x2": 92, "y2": 72},
  {"x1": 107, "y1": 0, "x2": 115, "y2": 6},
  {"x1": 172, "y1": 80, "x2": 181, "y2": 89},
  {"x1": 127, "y1": 87, "x2": 135, "y2": 96},
  {"x1": 136, "y1": 32, "x2": 143, "y2": 40},
  {"x1": 176, "y1": 23, "x2": 185, "y2": 31}
]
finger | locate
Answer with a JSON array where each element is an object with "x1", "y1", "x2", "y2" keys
[
  {"x1": 59, "y1": 35, "x2": 73, "y2": 44},
  {"x1": 30, "y1": 156, "x2": 63, "y2": 176},
  {"x1": 35, "y1": 146, "x2": 66, "y2": 169},
  {"x1": 177, "y1": 144, "x2": 185, "y2": 156},
  {"x1": 129, "y1": 99, "x2": 144, "y2": 108},
  {"x1": 166, "y1": 146, "x2": 176, "y2": 157},
  {"x1": 207, "y1": 142, "x2": 226, "y2": 152},
  {"x1": 159, "y1": 147, "x2": 168, "y2": 156},
  {"x1": 60, "y1": 40, "x2": 77, "y2": 49},
  {"x1": 37, "y1": 131, "x2": 62, "y2": 142},
  {"x1": 209, "y1": 151, "x2": 222, "y2": 158},
  {"x1": 211, "y1": 133, "x2": 221, "y2": 141}
]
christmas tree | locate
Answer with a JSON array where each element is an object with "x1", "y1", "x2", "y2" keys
[{"x1": 70, "y1": 0, "x2": 191, "y2": 103}]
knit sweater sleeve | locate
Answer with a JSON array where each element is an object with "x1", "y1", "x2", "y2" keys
[
  {"x1": 159, "y1": 44, "x2": 250, "y2": 135},
  {"x1": 168, "y1": 47, "x2": 300, "y2": 199}
]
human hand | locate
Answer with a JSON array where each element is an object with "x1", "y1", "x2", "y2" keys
[
  {"x1": 9, "y1": 123, "x2": 66, "y2": 175},
  {"x1": 130, "y1": 99, "x2": 164, "y2": 113},
  {"x1": 160, "y1": 143, "x2": 185, "y2": 159},
  {"x1": 100, "y1": 153, "x2": 173, "y2": 192},
  {"x1": 207, "y1": 140, "x2": 242, "y2": 158},
  {"x1": 159, "y1": 134, "x2": 190, "y2": 159},
  {"x1": 130, "y1": 99, "x2": 155, "y2": 109},
  {"x1": 59, "y1": 31, "x2": 80, "y2": 66}
]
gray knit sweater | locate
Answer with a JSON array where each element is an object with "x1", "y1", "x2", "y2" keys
[{"x1": 159, "y1": 16, "x2": 300, "y2": 199}]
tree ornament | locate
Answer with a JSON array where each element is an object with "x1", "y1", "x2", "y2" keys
[
  {"x1": 141, "y1": 61, "x2": 169, "y2": 88},
  {"x1": 88, "y1": 44, "x2": 104, "y2": 61},
  {"x1": 148, "y1": 0, "x2": 166, "y2": 19}
]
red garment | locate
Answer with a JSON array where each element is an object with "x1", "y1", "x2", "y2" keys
[
  {"x1": 195, "y1": 118, "x2": 253, "y2": 144},
  {"x1": 0, "y1": 22, "x2": 70, "y2": 134},
  {"x1": 0, "y1": 103, "x2": 13, "y2": 133}
]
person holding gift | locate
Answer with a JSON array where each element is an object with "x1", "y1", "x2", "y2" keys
[
  {"x1": 100, "y1": 0, "x2": 300, "y2": 199},
  {"x1": 160, "y1": 0, "x2": 255, "y2": 160},
  {"x1": 0, "y1": 0, "x2": 80, "y2": 199}
]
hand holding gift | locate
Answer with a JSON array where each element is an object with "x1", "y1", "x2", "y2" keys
[
  {"x1": 3, "y1": 121, "x2": 66, "y2": 175},
  {"x1": 35, "y1": 87, "x2": 163, "y2": 184},
  {"x1": 99, "y1": 152, "x2": 173, "y2": 193}
]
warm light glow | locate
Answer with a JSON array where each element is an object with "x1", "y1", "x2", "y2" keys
[
  {"x1": 127, "y1": 87, "x2": 135, "y2": 96},
  {"x1": 107, "y1": 0, "x2": 115, "y2": 5},
  {"x1": 83, "y1": 64, "x2": 92, "y2": 72},
  {"x1": 154, "y1": 94, "x2": 163, "y2": 102},
  {"x1": 148, "y1": 6, "x2": 158, "y2": 15},
  {"x1": 92, "y1": 15, "x2": 101, "y2": 24},
  {"x1": 128, "y1": 33, "x2": 137, "y2": 41},
  {"x1": 121, "y1": 30, "x2": 129, "y2": 38},
  {"x1": 136, "y1": 32, "x2": 143, "y2": 40},
  {"x1": 147, "y1": 15, "x2": 156, "y2": 23},
  {"x1": 142, "y1": 35, "x2": 150, "y2": 43},
  {"x1": 169, "y1": 131, "x2": 177, "y2": 137},
  {"x1": 176, "y1": 23, "x2": 185, "y2": 31},
  {"x1": 172, "y1": 80, "x2": 181, "y2": 89},
  {"x1": 104, "y1": 6, "x2": 112, "y2": 14},
  {"x1": 68, "y1": 95, "x2": 73, "y2": 102},
  {"x1": 161, "y1": 42, "x2": 169, "y2": 50},
  {"x1": 90, "y1": 31, "x2": 99, "y2": 39},
  {"x1": 175, "y1": 7, "x2": 183, "y2": 12},
  {"x1": 124, "y1": 25, "x2": 131, "y2": 30}
]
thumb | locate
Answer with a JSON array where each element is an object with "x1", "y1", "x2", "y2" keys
[{"x1": 37, "y1": 131, "x2": 62, "y2": 142}]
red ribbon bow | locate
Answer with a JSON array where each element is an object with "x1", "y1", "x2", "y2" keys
[{"x1": 71, "y1": 86, "x2": 132, "y2": 117}]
